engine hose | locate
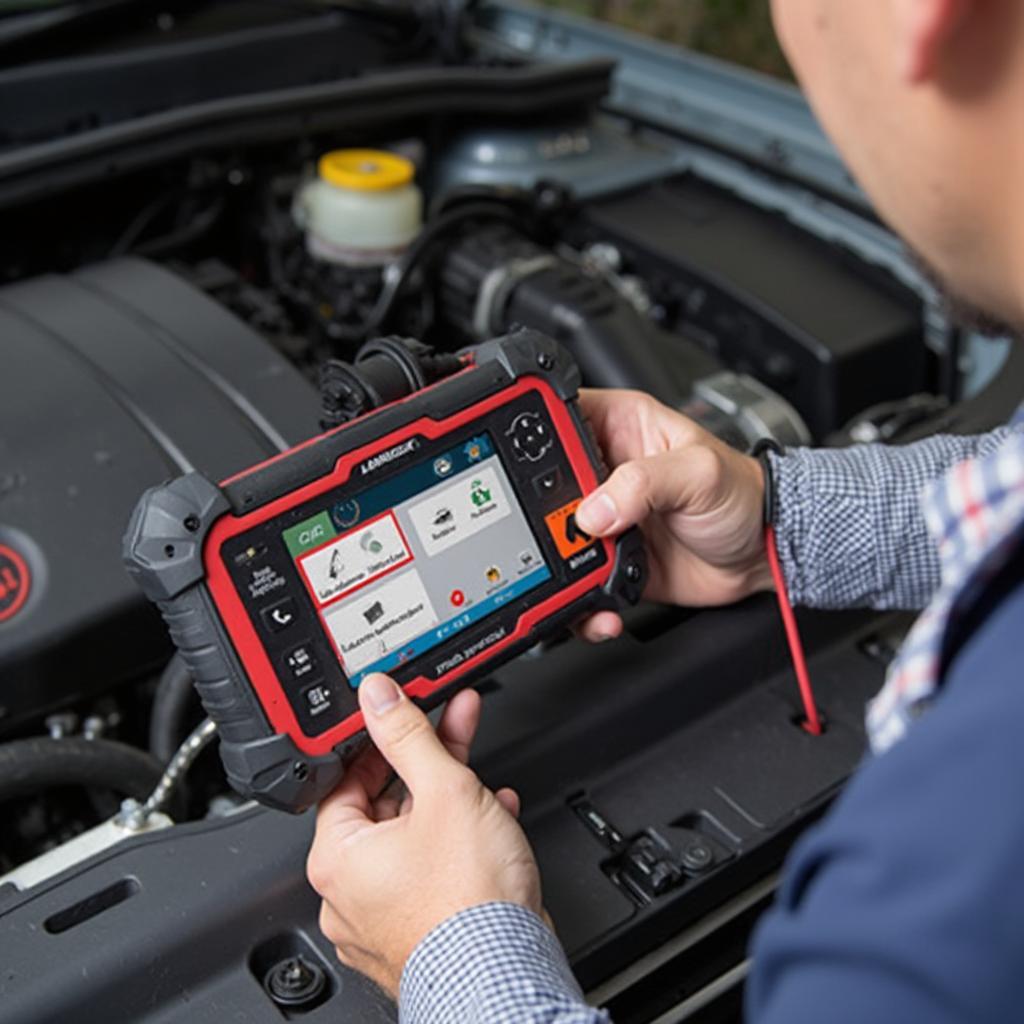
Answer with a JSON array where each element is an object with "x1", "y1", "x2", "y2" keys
[
  {"x1": 0, "y1": 736, "x2": 166, "y2": 806},
  {"x1": 333, "y1": 202, "x2": 524, "y2": 344},
  {"x1": 149, "y1": 653, "x2": 198, "y2": 765}
]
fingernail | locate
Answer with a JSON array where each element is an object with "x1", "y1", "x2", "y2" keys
[
  {"x1": 361, "y1": 674, "x2": 401, "y2": 714},
  {"x1": 595, "y1": 633, "x2": 616, "y2": 644},
  {"x1": 577, "y1": 492, "x2": 617, "y2": 534}
]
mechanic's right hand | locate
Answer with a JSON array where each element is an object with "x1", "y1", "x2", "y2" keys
[{"x1": 574, "y1": 388, "x2": 772, "y2": 642}]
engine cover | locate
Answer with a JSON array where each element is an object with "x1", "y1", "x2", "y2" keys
[{"x1": 0, "y1": 258, "x2": 321, "y2": 733}]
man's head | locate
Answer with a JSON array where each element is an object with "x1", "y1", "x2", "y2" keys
[{"x1": 770, "y1": 0, "x2": 1024, "y2": 335}]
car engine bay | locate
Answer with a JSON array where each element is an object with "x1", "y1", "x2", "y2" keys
[{"x1": 0, "y1": 2, "x2": 1019, "y2": 1021}]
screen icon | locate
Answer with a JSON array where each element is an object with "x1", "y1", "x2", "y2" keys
[
  {"x1": 328, "y1": 549, "x2": 345, "y2": 580},
  {"x1": 360, "y1": 531, "x2": 384, "y2": 555},
  {"x1": 450, "y1": 589, "x2": 465, "y2": 607},
  {"x1": 332, "y1": 498, "x2": 361, "y2": 529},
  {"x1": 434, "y1": 456, "x2": 454, "y2": 477},
  {"x1": 470, "y1": 479, "x2": 492, "y2": 508},
  {"x1": 485, "y1": 565, "x2": 503, "y2": 585}
]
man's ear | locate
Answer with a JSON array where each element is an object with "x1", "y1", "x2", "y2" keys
[{"x1": 895, "y1": 0, "x2": 972, "y2": 83}]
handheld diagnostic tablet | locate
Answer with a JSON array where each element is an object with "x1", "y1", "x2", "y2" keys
[{"x1": 125, "y1": 331, "x2": 646, "y2": 811}]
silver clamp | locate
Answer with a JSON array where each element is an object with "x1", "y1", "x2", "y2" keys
[{"x1": 472, "y1": 255, "x2": 558, "y2": 339}]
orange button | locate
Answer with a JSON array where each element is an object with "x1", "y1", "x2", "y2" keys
[{"x1": 544, "y1": 499, "x2": 594, "y2": 560}]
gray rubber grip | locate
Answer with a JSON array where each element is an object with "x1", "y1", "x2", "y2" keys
[{"x1": 123, "y1": 473, "x2": 351, "y2": 813}]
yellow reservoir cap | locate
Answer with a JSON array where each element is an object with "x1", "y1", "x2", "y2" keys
[{"x1": 317, "y1": 149, "x2": 415, "y2": 192}]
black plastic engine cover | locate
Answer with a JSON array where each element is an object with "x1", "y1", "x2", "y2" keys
[
  {"x1": 574, "y1": 175, "x2": 926, "y2": 439},
  {"x1": 0, "y1": 257, "x2": 321, "y2": 733},
  {"x1": 0, "y1": 600, "x2": 899, "y2": 1022}
]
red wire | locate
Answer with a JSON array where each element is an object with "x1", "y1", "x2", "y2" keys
[{"x1": 764, "y1": 524, "x2": 823, "y2": 736}]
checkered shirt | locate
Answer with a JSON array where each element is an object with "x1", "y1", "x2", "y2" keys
[
  {"x1": 400, "y1": 902, "x2": 608, "y2": 1023},
  {"x1": 399, "y1": 418, "x2": 1024, "y2": 1023},
  {"x1": 864, "y1": 408, "x2": 1024, "y2": 752}
]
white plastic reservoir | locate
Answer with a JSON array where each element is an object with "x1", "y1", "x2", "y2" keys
[{"x1": 295, "y1": 149, "x2": 423, "y2": 266}]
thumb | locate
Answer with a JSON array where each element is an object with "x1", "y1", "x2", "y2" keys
[
  {"x1": 575, "y1": 448, "x2": 723, "y2": 537},
  {"x1": 358, "y1": 673, "x2": 461, "y2": 796}
]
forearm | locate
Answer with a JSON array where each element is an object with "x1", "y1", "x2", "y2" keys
[
  {"x1": 768, "y1": 428, "x2": 1014, "y2": 610},
  {"x1": 400, "y1": 902, "x2": 607, "y2": 1024}
]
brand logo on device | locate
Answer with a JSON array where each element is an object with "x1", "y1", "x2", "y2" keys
[{"x1": 359, "y1": 439, "x2": 421, "y2": 477}]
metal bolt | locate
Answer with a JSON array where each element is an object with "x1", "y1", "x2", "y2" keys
[
  {"x1": 537, "y1": 352, "x2": 555, "y2": 371},
  {"x1": 82, "y1": 715, "x2": 106, "y2": 740},
  {"x1": 625, "y1": 562, "x2": 642, "y2": 584},
  {"x1": 293, "y1": 761, "x2": 309, "y2": 781},
  {"x1": 265, "y1": 956, "x2": 326, "y2": 1008},
  {"x1": 184, "y1": 514, "x2": 201, "y2": 533},
  {"x1": 681, "y1": 841, "x2": 714, "y2": 873},
  {"x1": 45, "y1": 712, "x2": 78, "y2": 740},
  {"x1": 584, "y1": 242, "x2": 623, "y2": 274},
  {"x1": 117, "y1": 798, "x2": 148, "y2": 832}
]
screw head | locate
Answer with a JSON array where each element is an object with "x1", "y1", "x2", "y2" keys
[
  {"x1": 265, "y1": 956, "x2": 326, "y2": 1007},
  {"x1": 625, "y1": 562, "x2": 642, "y2": 584},
  {"x1": 184, "y1": 514, "x2": 201, "y2": 533},
  {"x1": 293, "y1": 761, "x2": 309, "y2": 781},
  {"x1": 681, "y1": 841, "x2": 714, "y2": 873},
  {"x1": 537, "y1": 352, "x2": 555, "y2": 371}
]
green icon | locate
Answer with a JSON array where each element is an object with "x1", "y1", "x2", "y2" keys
[
  {"x1": 470, "y1": 479, "x2": 491, "y2": 507},
  {"x1": 360, "y1": 531, "x2": 383, "y2": 555},
  {"x1": 283, "y1": 511, "x2": 336, "y2": 559}
]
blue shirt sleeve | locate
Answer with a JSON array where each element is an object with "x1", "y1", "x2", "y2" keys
[{"x1": 747, "y1": 573, "x2": 1024, "y2": 1023}]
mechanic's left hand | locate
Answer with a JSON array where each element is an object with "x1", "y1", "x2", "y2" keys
[{"x1": 306, "y1": 673, "x2": 543, "y2": 997}]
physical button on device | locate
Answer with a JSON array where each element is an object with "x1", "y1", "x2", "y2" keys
[
  {"x1": 544, "y1": 499, "x2": 596, "y2": 560},
  {"x1": 303, "y1": 682, "x2": 333, "y2": 717},
  {"x1": 533, "y1": 466, "x2": 562, "y2": 498},
  {"x1": 261, "y1": 597, "x2": 297, "y2": 633},
  {"x1": 284, "y1": 642, "x2": 318, "y2": 681},
  {"x1": 508, "y1": 412, "x2": 553, "y2": 462},
  {"x1": 565, "y1": 512, "x2": 592, "y2": 545}
]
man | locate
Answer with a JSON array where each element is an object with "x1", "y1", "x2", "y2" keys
[{"x1": 305, "y1": 2, "x2": 1024, "y2": 1020}]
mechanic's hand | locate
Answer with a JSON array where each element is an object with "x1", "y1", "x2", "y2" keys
[
  {"x1": 307, "y1": 674, "x2": 542, "y2": 997},
  {"x1": 575, "y1": 388, "x2": 771, "y2": 642}
]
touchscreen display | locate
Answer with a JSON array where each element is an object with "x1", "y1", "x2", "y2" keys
[{"x1": 281, "y1": 433, "x2": 552, "y2": 687}]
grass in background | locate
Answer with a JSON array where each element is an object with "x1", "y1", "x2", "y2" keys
[{"x1": 538, "y1": 0, "x2": 791, "y2": 78}]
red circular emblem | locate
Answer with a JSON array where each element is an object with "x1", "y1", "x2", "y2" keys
[{"x1": 0, "y1": 544, "x2": 31, "y2": 623}]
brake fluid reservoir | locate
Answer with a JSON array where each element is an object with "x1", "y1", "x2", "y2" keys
[{"x1": 296, "y1": 149, "x2": 422, "y2": 266}]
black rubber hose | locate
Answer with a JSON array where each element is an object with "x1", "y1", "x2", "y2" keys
[
  {"x1": 0, "y1": 737, "x2": 165, "y2": 805},
  {"x1": 149, "y1": 654, "x2": 197, "y2": 765},
  {"x1": 332, "y1": 202, "x2": 523, "y2": 343}
]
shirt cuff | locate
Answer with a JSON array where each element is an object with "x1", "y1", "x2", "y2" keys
[{"x1": 399, "y1": 902, "x2": 608, "y2": 1024}]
